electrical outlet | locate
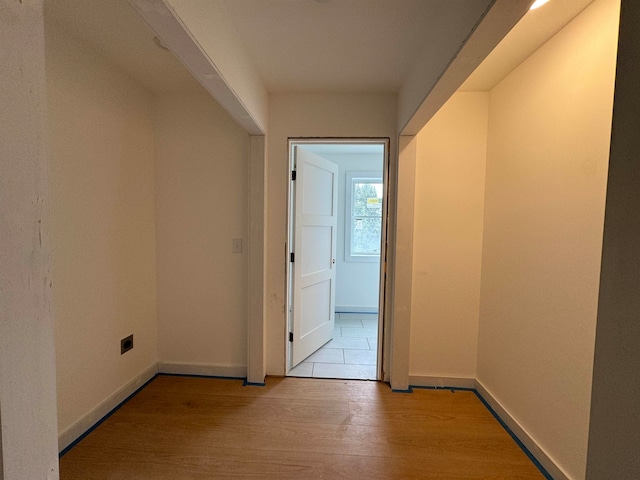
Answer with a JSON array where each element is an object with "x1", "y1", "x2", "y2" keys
[
  {"x1": 121, "y1": 334, "x2": 133, "y2": 355},
  {"x1": 232, "y1": 238, "x2": 243, "y2": 253}
]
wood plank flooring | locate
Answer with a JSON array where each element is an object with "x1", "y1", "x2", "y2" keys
[{"x1": 60, "y1": 375, "x2": 545, "y2": 479}]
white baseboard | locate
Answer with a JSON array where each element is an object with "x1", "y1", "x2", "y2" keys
[
  {"x1": 336, "y1": 306, "x2": 378, "y2": 313},
  {"x1": 409, "y1": 375, "x2": 476, "y2": 389},
  {"x1": 475, "y1": 379, "x2": 569, "y2": 480},
  {"x1": 158, "y1": 362, "x2": 247, "y2": 378},
  {"x1": 58, "y1": 362, "x2": 158, "y2": 453}
]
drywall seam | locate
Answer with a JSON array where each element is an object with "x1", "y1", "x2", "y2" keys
[
  {"x1": 475, "y1": 379, "x2": 570, "y2": 480},
  {"x1": 158, "y1": 362, "x2": 247, "y2": 378},
  {"x1": 57, "y1": 363, "x2": 158, "y2": 452}
]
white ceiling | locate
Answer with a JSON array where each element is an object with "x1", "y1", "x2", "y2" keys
[
  {"x1": 45, "y1": 0, "x2": 596, "y2": 98},
  {"x1": 44, "y1": 0, "x2": 205, "y2": 94},
  {"x1": 461, "y1": 0, "x2": 594, "y2": 91},
  {"x1": 220, "y1": 0, "x2": 490, "y2": 94}
]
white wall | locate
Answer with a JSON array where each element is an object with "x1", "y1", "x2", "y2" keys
[
  {"x1": 267, "y1": 93, "x2": 397, "y2": 374},
  {"x1": 45, "y1": 19, "x2": 158, "y2": 443},
  {"x1": 477, "y1": 0, "x2": 619, "y2": 478},
  {"x1": 0, "y1": 1, "x2": 60, "y2": 477},
  {"x1": 154, "y1": 93, "x2": 249, "y2": 375},
  {"x1": 410, "y1": 92, "x2": 488, "y2": 383},
  {"x1": 313, "y1": 152, "x2": 383, "y2": 312}
]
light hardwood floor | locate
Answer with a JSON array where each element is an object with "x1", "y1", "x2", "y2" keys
[{"x1": 60, "y1": 375, "x2": 545, "y2": 479}]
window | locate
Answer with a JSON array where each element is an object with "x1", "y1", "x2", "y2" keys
[{"x1": 345, "y1": 172, "x2": 383, "y2": 262}]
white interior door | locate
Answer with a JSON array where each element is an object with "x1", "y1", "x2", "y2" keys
[{"x1": 291, "y1": 147, "x2": 338, "y2": 367}]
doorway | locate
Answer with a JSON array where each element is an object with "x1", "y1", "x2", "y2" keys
[{"x1": 286, "y1": 139, "x2": 388, "y2": 380}]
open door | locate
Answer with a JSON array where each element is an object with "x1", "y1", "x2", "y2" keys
[{"x1": 290, "y1": 147, "x2": 338, "y2": 367}]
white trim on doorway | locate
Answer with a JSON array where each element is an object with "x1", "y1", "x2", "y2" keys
[{"x1": 285, "y1": 138, "x2": 390, "y2": 381}]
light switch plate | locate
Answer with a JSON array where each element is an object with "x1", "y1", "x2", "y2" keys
[{"x1": 232, "y1": 238, "x2": 243, "y2": 253}]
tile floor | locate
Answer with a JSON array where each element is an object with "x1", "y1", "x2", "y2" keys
[{"x1": 288, "y1": 312, "x2": 378, "y2": 380}]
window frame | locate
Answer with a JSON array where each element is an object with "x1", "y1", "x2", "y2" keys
[{"x1": 345, "y1": 171, "x2": 383, "y2": 263}]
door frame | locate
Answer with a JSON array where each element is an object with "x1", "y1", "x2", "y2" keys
[{"x1": 285, "y1": 137, "x2": 390, "y2": 380}]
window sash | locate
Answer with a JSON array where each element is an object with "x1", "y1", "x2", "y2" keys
[{"x1": 346, "y1": 172, "x2": 382, "y2": 262}]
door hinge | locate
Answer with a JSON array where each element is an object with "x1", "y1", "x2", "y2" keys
[
  {"x1": 291, "y1": 170, "x2": 297, "y2": 181},
  {"x1": 290, "y1": 252, "x2": 295, "y2": 263},
  {"x1": 289, "y1": 332, "x2": 294, "y2": 342}
]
